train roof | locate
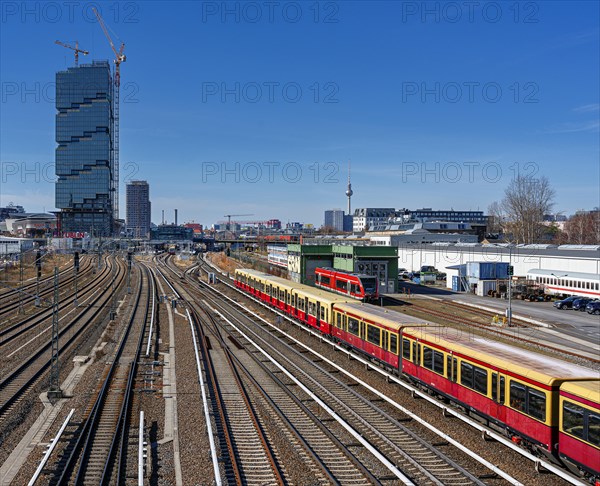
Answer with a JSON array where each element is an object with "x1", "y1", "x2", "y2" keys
[
  {"x1": 293, "y1": 285, "x2": 354, "y2": 305},
  {"x1": 335, "y1": 302, "x2": 434, "y2": 330},
  {"x1": 560, "y1": 380, "x2": 600, "y2": 404},
  {"x1": 315, "y1": 267, "x2": 378, "y2": 279},
  {"x1": 526, "y1": 269, "x2": 600, "y2": 280},
  {"x1": 408, "y1": 327, "x2": 600, "y2": 386}
]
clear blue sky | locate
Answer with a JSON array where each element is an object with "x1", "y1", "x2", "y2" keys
[{"x1": 1, "y1": 1, "x2": 599, "y2": 227}]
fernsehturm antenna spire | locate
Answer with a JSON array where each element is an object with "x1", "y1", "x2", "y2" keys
[{"x1": 345, "y1": 160, "x2": 353, "y2": 215}]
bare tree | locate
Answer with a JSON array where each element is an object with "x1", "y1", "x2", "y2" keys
[
  {"x1": 560, "y1": 210, "x2": 600, "y2": 244},
  {"x1": 501, "y1": 175, "x2": 555, "y2": 244},
  {"x1": 486, "y1": 201, "x2": 505, "y2": 234}
]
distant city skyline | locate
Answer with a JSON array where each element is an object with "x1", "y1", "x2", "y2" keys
[{"x1": 1, "y1": 2, "x2": 598, "y2": 227}]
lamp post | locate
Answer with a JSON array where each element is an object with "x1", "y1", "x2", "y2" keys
[{"x1": 507, "y1": 246, "x2": 512, "y2": 327}]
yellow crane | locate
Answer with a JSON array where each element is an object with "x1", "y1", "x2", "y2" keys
[{"x1": 54, "y1": 40, "x2": 88, "y2": 66}]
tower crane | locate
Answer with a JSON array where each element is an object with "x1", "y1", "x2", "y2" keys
[
  {"x1": 92, "y1": 7, "x2": 126, "y2": 223},
  {"x1": 224, "y1": 214, "x2": 253, "y2": 232},
  {"x1": 54, "y1": 40, "x2": 89, "y2": 66}
]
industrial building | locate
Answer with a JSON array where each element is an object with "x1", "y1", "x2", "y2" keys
[
  {"x1": 393, "y1": 243, "x2": 600, "y2": 288},
  {"x1": 126, "y1": 180, "x2": 151, "y2": 238},
  {"x1": 55, "y1": 61, "x2": 116, "y2": 237}
]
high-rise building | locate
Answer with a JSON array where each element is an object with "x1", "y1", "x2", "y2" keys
[
  {"x1": 126, "y1": 181, "x2": 151, "y2": 238},
  {"x1": 55, "y1": 61, "x2": 116, "y2": 236},
  {"x1": 324, "y1": 209, "x2": 345, "y2": 231}
]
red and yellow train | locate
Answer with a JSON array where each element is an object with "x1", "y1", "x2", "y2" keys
[{"x1": 235, "y1": 268, "x2": 600, "y2": 481}]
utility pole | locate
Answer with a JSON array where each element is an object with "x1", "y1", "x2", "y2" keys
[
  {"x1": 18, "y1": 247, "x2": 24, "y2": 314},
  {"x1": 127, "y1": 249, "x2": 132, "y2": 294},
  {"x1": 73, "y1": 251, "x2": 79, "y2": 307},
  {"x1": 35, "y1": 250, "x2": 42, "y2": 306},
  {"x1": 507, "y1": 247, "x2": 513, "y2": 327},
  {"x1": 48, "y1": 267, "x2": 62, "y2": 399}
]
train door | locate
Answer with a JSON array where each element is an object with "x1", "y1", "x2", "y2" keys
[
  {"x1": 491, "y1": 372, "x2": 506, "y2": 423},
  {"x1": 316, "y1": 301, "x2": 322, "y2": 329}
]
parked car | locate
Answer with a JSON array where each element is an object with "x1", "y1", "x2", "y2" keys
[
  {"x1": 398, "y1": 268, "x2": 410, "y2": 279},
  {"x1": 553, "y1": 296, "x2": 579, "y2": 310},
  {"x1": 572, "y1": 297, "x2": 594, "y2": 311},
  {"x1": 586, "y1": 300, "x2": 600, "y2": 315}
]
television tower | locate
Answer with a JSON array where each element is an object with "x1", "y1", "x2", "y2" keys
[{"x1": 345, "y1": 160, "x2": 353, "y2": 215}]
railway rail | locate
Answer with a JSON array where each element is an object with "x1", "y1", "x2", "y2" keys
[
  {"x1": 50, "y1": 263, "x2": 152, "y2": 485},
  {"x1": 0, "y1": 256, "x2": 126, "y2": 436},
  {"x1": 197, "y1": 256, "x2": 593, "y2": 485},
  {"x1": 161, "y1": 256, "x2": 508, "y2": 484}
]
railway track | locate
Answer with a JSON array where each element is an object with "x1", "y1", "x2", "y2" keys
[
  {"x1": 0, "y1": 258, "x2": 111, "y2": 355},
  {"x1": 50, "y1": 263, "x2": 152, "y2": 485},
  {"x1": 162, "y1": 257, "x2": 499, "y2": 484},
  {"x1": 0, "y1": 256, "x2": 126, "y2": 437},
  {"x1": 0, "y1": 257, "x2": 92, "y2": 323}
]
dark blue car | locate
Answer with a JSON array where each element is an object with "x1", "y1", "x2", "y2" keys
[{"x1": 553, "y1": 296, "x2": 579, "y2": 310}]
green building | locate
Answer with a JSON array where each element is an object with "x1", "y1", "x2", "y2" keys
[{"x1": 287, "y1": 243, "x2": 398, "y2": 292}]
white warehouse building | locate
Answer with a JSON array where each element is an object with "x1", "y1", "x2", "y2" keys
[{"x1": 389, "y1": 243, "x2": 600, "y2": 288}]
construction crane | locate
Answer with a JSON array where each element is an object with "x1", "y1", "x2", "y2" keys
[
  {"x1": 54, "y1": 40, "x2": 89, "y2": 66},
  {"x1": 92, "y1": 6, "x2": 126, "y2": 223},
  {"x1": 224, "y1": 214, "x2": 253, "y2": 232}
]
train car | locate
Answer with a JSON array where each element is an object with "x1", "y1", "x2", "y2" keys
[
  {"x1": 290, "y1": 286, "x2": 352, "y2": 333},
  {"x1": 398, "y1": 326, "x2": 600, "y2": 459},
  {"x1": 559, "y1": 380, "x2": 600, "y2": 481},
  {"x1": 315, "y1": 267, "x2": 379, "y2": 301},
  {"x1": 332, "y1": 302, "x2": 432, "y2": 369},
  {"x1": 235, "y1": 268, "x2": 298, "y2": 311},
  {"x1": 527, "y1": 269, "x2": 600, "y2": 299},
  {"x1": 235, "y1": 268, "x2": 351, "y2": 331}
]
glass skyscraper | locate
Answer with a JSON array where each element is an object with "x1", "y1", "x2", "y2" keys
[
  {"x1": 55, "y1": 60, "x2": 115, "y2": 236},
  {"x1": 126, "y1": 181, "x2": 151, "y2": 238}
]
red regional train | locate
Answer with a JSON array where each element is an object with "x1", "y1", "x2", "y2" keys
[
  {"x1": 234, "y1": 268, "x2": 600, "y2": 481},
  {"x1": 315, "y1": 267, "x2": 379, "y2": 301}
]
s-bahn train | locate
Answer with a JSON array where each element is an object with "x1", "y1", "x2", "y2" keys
[
  {"x1": 315, "y1": 267, "x2": 379, "y2": 301},
  {"x1": 527, "y1": 269, "x2": 600, "y2": 299},
  {"x1": 234, "y1": 268, "x2": 600, "y2": 481}
]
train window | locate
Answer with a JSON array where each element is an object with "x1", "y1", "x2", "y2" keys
[
  {"x1": 423, "y1": 347, "x2": 433, "y2": 369},
  {"x1": 308, "y1": 302, "x2": 316, "y2": 316},
  {"x1": 320, "y1": 307, "x2": 325, "y2": 320},
  {"x1": 402, "y1": 339, "x2": 411, "y2": 359},
  {"x1": 510, "y1": 382, "x2": 526, "y2": 412},
  {"x1": 528, "y1": 389, "x2": 546, "y2": 421},
  {"x1": 562, "y1": 402, "x2": 585, "y2": 439},
  {"x1": 433, "y1": 350, "x2": 444, "y2": 374},
  {"x1": 474, "y1": 368, "x2": 488, "y2": 394},
  {"x1": 492, "y1": 373, "x2": 498, "y2": 401},
  {"x1": 367, "y1": 325, "x2": 380, "y2": 345},
  {"x1": 461, "y1": 362, "x2": 474, "y2": 388},
  {"x1": 382, "y1": 330, "x2": 388, "y2": 350},
  {"x1": 447, "y1": 356, "x2": 452, "y2": 380},
  {"x1": 589, "y1": 412, "x2": 600, "y2": 446},
  {"x1": 280, "y1": 290, "x2": 285, "y2": 301},
  {"x1": 452, "y1": 358, "x2": 457, "y2": 382},
  {"x1": 336, "y1": 280, "x2": 348, "y2": 291},
  {"x1": 321, "y1": 275, "x2": 330, "y2": 285},
  {"x1": 336, "y1": 313, "x2": 342, "y2": 328},
  {"x1": 348, "y1": 317, "x2": 359, "y2": 335},
  {"x1": 412, "y1": 342, "x2": 420, "y2": 365},
  {"x1": 500, "y1": 376, "x2": 505, "y2": 404},
  {"x1": 390, "y1": 334, "x2": 398, "y2": 354}
]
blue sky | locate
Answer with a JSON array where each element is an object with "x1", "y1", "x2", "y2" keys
[{"x1": 1, "y1": 1, "x2": 599, "y2": 227}]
